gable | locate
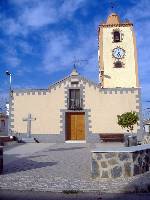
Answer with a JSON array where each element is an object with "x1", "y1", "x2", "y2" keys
[{"x1": 48, "y1": 74, "x2": 100, "y2": 91}]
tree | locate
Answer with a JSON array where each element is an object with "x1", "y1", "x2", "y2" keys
[{"x1": 117, "y1": 111, "x2": 139, "y2": 134}]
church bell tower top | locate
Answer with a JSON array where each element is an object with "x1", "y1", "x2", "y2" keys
[
  {"x1": 106, "y1": 13, "x2": 120, "y2": 25},
  {"x1": 99, "y1": 13, "x2": 133, "y2": 28}
]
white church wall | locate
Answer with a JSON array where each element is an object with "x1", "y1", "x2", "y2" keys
[
  {"x1": 12, "y1": 83, "x2": 66, "y2": 134},
  {"x1": 84, "y1": 83, "x2": 139, "y2": 134}
]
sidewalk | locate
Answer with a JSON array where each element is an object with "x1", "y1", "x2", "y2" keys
[{"x1": 0, "y1": 143, "x2": 150, "y2": 193}]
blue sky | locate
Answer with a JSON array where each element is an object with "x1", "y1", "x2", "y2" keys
[{"x1": 0, "y1": 0, "x2": 150, "y2": 109}]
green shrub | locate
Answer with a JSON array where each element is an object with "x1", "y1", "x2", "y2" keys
[{"x1": 117, "y1": 111, "x2": 139, "y2": 134}]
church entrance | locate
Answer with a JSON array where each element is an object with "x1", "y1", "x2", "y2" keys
[{"x1": 66, "y1": 112, "x2": 85, "y2": 141}]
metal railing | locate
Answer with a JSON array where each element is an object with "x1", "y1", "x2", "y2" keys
[{"x1": 67, "y1": 98, "x2": 83, "y2": 110}]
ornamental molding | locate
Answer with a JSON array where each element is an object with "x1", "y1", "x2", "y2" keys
[
  {"x1": 112, "y1": 46, "x2": 126, "y2": 60},
  {"x1": 98, "y1": 23, "x2": 133, "y2": 29}
]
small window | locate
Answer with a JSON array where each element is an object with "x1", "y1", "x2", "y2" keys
[
  {"x1": 114, "y1": 31, "x2": 120, "y2": 42},
  {"x1": 68, "y1": 89, "x2": 82, "y2": 110},
  {"x1": 114, "y1": 61, "x2": 122, "y2": 68},
  {"x1": 69, "y1": 89, "x2": 80, "y2": 99}
]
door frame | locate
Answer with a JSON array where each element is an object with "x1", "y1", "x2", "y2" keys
[{"x1": 65, "y1": 111, "x2": 86, "y2": 142}]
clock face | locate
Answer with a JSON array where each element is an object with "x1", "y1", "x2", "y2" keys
[{"x1": 112, "y1": 47, "x2": 125, "y2": 59}]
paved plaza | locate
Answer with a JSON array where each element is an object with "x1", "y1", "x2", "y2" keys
[{"x1": 0, "y1": 143, "x2": 150, "y2": 193}]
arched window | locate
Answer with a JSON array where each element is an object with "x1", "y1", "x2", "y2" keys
[
  {"x1": 114, "y1": 61, "x2": 122, "y2": 68},
  {"x1": 114, "y1": 31, "x2": 120, "y2": 42}
]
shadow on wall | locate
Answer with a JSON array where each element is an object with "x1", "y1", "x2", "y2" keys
[
  {"x1": 123, "y1": 171, "x2": 150, "y2": 193},
  {"x1": 89, "y1": 169, "x2": 150, "y2": 199},
  {"x1": 100, "y1": 173, "x2": 150, "y2": 199}
]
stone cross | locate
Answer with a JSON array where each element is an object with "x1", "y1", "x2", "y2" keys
[{"x1": 23, "y1": 113, "x2": 36, "y2": 138}]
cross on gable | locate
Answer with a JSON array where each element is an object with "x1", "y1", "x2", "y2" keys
[{"x1": 23, "y1": 113, "x2": 36, "y2": 138}]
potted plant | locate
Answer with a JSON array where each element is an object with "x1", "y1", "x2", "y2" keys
[{"x1": 117, "y1": 111, "x2": 139, "y2": 146}]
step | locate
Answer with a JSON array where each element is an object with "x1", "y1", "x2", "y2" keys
[{"x1": 21, "y1": 137, "x2": 36, "y2": 143}]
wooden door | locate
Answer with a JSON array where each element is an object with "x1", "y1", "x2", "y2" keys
[
  {"x1": 66, "y1": 112, "x2": 85, "y2": 140},
  {"x1": 76, "y1": 113, "x2": 85, "y2": 140}
]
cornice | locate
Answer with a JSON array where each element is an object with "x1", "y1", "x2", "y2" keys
[{"x1": 98, "y1": 23, "x2": 133, "y2": 29}]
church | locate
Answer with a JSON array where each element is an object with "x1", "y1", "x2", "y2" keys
[{"x1": 10, "y1": 13, "x2": 143, "y2": 143}]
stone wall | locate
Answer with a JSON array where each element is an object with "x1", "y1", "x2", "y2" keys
[{"x1": 91, "y1": 146, "x2": 150, "y2": 179}]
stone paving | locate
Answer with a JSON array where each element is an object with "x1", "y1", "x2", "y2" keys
[{"x1": 0, "y1": 143, "x2": 150, "y2": 193}]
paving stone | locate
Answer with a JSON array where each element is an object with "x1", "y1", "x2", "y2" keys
[
  {"x1": 144, "y1": 155, "x2": 149, "y2": 163},
  {"x1": 105, "y1": 152, "x2": 116, "y2": 159},
  {"x1": 101, "y1": 171, "x2": 109, "y2": 178},
  {"x1": 96, "y1": 153, "x2": 103, "y2": 160},
  {"x1": 108, "y1": 159, "x2": 118, "y2": 165},
  {"x1": 124, "y1": 162, "x2": 132, "y2": 177},
  {"x1": 91, "y1": 159, "x2": 99, "y2": 178},
  {"x1": 134, "y1": 164, "x2": 140, "y2": 175},
  {"x1": 132, "y1": 151, "x2": 139, "y2": 161},
  {"x1": 138, "y1": 156, "x2": 143, "y2": 166},
  {"x1": 118, "y1": 153, "x2": 130, "y2": 161},
  {"x1": 111, "y1": 166, "x2": 122, "y2": 178}
]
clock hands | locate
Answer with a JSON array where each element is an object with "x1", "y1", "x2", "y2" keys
[
  {"x1": 113, "y1": 47, "x2": 125, "y2": 59},
  {"x1": 117, "y1": 52, "x2": 121, "y2": 58}
]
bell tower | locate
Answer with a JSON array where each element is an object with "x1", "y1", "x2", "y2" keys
[{"x1": 98, "y1": 13, "x2": 139, "y2": 88}]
